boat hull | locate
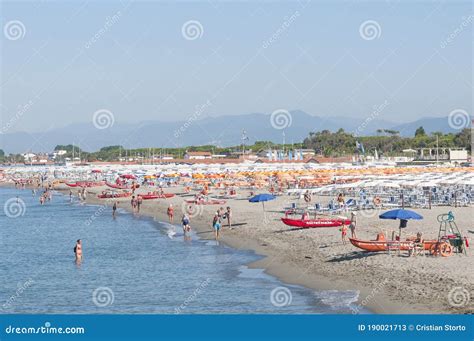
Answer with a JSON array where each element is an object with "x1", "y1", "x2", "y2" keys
[
  {"x1": 349, "y1": 238, "x2": 437, "y2": 252},
  {"x1": 281, "y1": 218, "x2": 351, "y2": 228}
]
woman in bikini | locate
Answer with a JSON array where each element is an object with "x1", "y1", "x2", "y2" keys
[
  {"x1": 74, "y1": 239, "x2": 83, "y2": 263},
  {"x1": 167, "y1": 204, "x2": 174, "y2": 223}
]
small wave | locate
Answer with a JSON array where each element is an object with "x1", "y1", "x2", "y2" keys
[{"x1": 314, "y1": 289, "x2": 360, "y2": 310}]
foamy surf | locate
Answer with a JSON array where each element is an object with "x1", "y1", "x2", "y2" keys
[{"x1": 314, "y1": 290, "x2": 361, "y2": 310}]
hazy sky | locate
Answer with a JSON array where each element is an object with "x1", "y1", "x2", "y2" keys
[{"x1": 1, "y1": 0, "x2": 472, "y2": 133}]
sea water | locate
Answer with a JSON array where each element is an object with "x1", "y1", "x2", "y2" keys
[{"x1": 0, "y1": 187, "x2": 369, "y2": 314}]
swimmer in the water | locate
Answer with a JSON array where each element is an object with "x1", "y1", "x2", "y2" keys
[{"x1": 74, "y1": 239, "x2": 82, "y2": 263}]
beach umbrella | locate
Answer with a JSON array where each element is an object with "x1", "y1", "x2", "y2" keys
[
  {"x1": 379, "y1": 209, "x2": 423, "y2": 253},
  {"x1": 249, "y1": 194, "x2": 276, "y2": 218}
]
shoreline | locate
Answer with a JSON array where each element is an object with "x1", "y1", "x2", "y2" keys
[
  {"x1": 3, "y1": 182, "x2": 473, "y2": 314},
  {"x1": 56, "y1": 187, "x2": 421, "y2": 314}
]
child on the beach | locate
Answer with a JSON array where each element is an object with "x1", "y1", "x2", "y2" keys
[{"x1": 341, "y1": 224, "x2": 348, "y2": 244}]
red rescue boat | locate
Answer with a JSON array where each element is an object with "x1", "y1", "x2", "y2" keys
[{"x1": 281, "y1": 217, "x2": 351, "y2": 228}]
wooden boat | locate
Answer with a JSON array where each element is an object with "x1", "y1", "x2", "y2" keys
[
  {"x1": 106, "y1": 182, "x2": 129, "y2": 189},
  {"x1": 349, "y1": 233, "x2": 437, "y2": 252},
  {"x1": 281, "y1": 217, "x2": 351, "y2": 228},
  {"x1": 97, "y1": 191, "x2": 131, "y2": 199},
  {"x1": 140, "y1": 193, "x2": 175, "y2": 200},
  {"x1": 68, "y1": 181, "x2": 105, "y2": 188}
]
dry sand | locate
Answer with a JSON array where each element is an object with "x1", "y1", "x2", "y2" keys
[{"x1": 54, "y1": 183, "x2": 474, "y2": 315}]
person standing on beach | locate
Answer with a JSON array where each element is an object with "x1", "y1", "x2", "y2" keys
[
  {"x1": 167, "y1": 204, "x2": 174, "y2": 223},
  {"x1": 69, "y1": 189, "x2": 73, "y2": 202},
  {"x1": 131, "y1": 196, "x2": 137, "y2": 212},
  {"x1": 182, "y1": 214, "x2": 191, "y2": 233},
  {"x1": 112, "y1": 201, "x2": 118, "y2": 218},
  {"x1": 341, "y1": 224, "x2": 348, "y2": 244},
  {"x1": 349, "y1": 212, "x2": 357, "y2": 238},
  {"x1": 212, "y1": 213, "x2": 221, "y2": 240},
  {"x1": 224, "y1": 206, "x2": 232, "y2": 229},
  {"x1": 137, "y1": 195, "x2": 143, "y2": 213},
  {"x1": 74, "y1": 239, "x2": 82, "y2": 263}
]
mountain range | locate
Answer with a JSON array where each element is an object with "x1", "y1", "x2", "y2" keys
[{"x1": 0, "y1": 110, "x2": 465, "y2": 153}]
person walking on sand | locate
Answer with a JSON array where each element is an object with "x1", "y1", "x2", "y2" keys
[
  {"x1": 341, "y1": 223, "x2": 348, "y2": 244},
  {"x1": 74, "y1": 239, "x2": 83, "y2": 263},
  {"x1": 212, "y1": 213, "x2": 221, "y2": 240},
  {"x1": 137, "y1": 195, "x2": 143, "y2": 213},
  {"x1": 112, "y1": 201, "x2": 118, "y2": 218},
  {"x1": 167, "y1": 204, "x2": 174, "y2": 223},
  {"x1": 349, "y1": 212, "x2": 357, "y2": 238},
  {"x1": 224, "y1": 206, "x2": 232, "y2": 229},
  {"x1": 182, "y1": 214, "x2": 191, "y2": 233}
]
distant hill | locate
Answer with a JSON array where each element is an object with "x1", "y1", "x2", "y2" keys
[{"x1": 0, "y1": 111, "x2": 464, "y2": 153}]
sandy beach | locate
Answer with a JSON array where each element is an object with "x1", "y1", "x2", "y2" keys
[{"x1": 43, "y1": 180, "x2": 473, "y2": 315}]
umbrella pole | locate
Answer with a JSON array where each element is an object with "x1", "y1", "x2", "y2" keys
[
  {"x1": 398, "y1": 226, "x2": 402, "y2": 255},
  {"x1": 262, "y1": 202, "x2": 266, "y2": 222}
]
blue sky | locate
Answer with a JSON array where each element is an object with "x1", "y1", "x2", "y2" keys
[{"x1": 1, "y1": 0, "x2": 472, "y2": 133}]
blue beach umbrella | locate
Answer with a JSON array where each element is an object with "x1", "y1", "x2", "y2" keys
[
  {"x1": 379, "y1": 209, "x2": 423, "y2": 221},
  {"x1": 249, "y1": 194, "x2": 276, "y2": 213}
]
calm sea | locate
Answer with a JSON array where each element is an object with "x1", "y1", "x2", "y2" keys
[{"x1": 0, "y1": 187, "x2": 369, "y2": 314}]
